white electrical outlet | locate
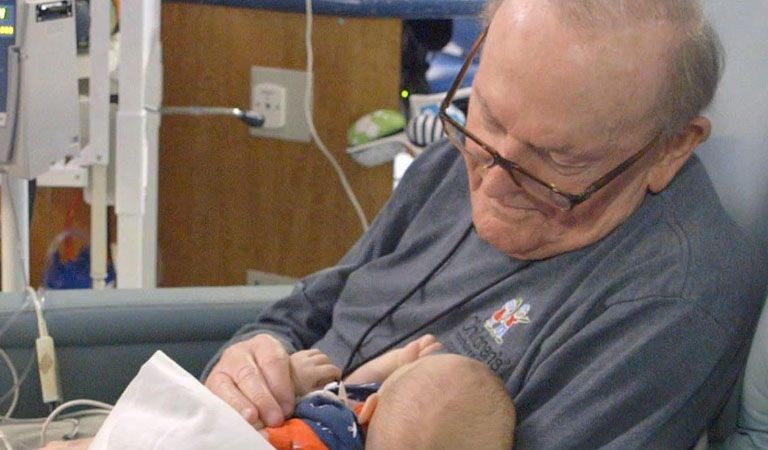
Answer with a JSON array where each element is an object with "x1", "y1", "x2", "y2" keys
[
  {"x1": 253, "y1": 83, "x2": 286, "y2": 129},
  {"x1": 250, "y1": 66, "x2": 311, "y2": 142}
]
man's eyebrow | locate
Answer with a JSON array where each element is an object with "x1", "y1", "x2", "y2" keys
[
  {"x1": 474, "y1": 88, "x2": 507, "y2": 131},
  {"x1": 474, "y1": 89, "x2": 573, "y2": 155}
]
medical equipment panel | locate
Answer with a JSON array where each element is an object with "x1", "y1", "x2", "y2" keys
[
  {"x1": 0, "y1": 0, "x2": 79, "y2": 179},
  {"x1": 0, "y1": 0, "x2": 16, "y2": 160}
]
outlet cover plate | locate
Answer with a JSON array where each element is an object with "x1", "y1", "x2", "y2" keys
[{"x1": 250, "y1": 66, "x2": 311, "y2": 142}]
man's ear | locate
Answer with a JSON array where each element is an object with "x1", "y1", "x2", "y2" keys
[
  {"x1": 358, "y1": 393, "x2": 379, "y2": 426},
  {"x1": 646, "y1": 116, "x2": 711, "y2": 193}
]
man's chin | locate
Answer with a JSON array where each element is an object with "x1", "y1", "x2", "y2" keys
[{"x1": 472, "y1": 213, "x2": 545, "y2": 260}]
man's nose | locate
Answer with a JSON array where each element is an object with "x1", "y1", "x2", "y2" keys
[{"x1": 480, "y1": 164, "x2": 520, "y2": 198}]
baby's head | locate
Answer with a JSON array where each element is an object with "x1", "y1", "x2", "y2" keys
[{"x1": 357, "y1": 354, "x2": 515, "y2": 450}]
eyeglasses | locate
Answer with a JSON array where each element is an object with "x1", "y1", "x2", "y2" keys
[{"x1": 438, "y1": 28, "x2": 661, "y2": 211}]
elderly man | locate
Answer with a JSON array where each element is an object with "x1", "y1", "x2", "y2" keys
[{"x1": 204, "y1": 0, "x2": 767, "y2": 448}]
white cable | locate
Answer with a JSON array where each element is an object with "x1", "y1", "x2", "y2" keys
[
  {"x1": 0, "y1": 295, "x2": 32, "y2": 343},
  {"x1": 0, "y1": 177, "x2": 60, "y2": 407},
  {"x1": 0, "y1": 429, "x2": 15, "y2": 450},
  {"x1": 0, "y1": 296, "x2": 36, "y2": 416},
  {"x1": 25, "y1": 287, "x2": 48, "y2": 338},
  {"x1": 0, "y1": 352, "x2": 34, "y2": 410},
  {"x1": 0, "y1": 174, "x2": 30, "y2": 289},
  {"x1": 40, "y1": 399, "x2": 113, "y2": 447},
  {"x1": 0, "y1": 21, "x2": 43, "y2": 425},
  {"x1": 0, "y1": 349, "x2": 19, "y2": 421},
  {"x1": 0, "y1": 174, "x2": 32, "y2": 423},
  {"x1": 304, "y1": 0, "x2": 369, "y2": 233},
  {"x1": 2, "y1": 408, "x2": 109, "y2": 425}
]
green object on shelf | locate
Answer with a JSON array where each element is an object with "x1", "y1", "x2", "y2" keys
[{"x1": 347, "y1": 109, "x2": 406, "y2": 146}]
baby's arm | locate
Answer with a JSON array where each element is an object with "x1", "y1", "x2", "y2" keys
[
  {"x1": 38, "y1": 438, "x2": 93, "y2": 449},
  {"x1": 344, "y1": 334, "x2": 442, "y2": 385},
  {"x1": 289, "y1": 349, "x2": 341, "y2": 396}
]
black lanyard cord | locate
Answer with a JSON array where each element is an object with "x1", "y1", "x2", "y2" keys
[
  {"x1": 340, "y1": 225, "x2": 473, "y2": 378},
  {"x1": 340, "y1": 265, "x2": 522, "y2": 378}
]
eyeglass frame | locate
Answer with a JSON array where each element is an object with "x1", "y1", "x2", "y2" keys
[{"x1": 438, "y1": 27, "x2": 662, "y2": 211}]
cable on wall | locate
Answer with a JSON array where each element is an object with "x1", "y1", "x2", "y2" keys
[{"x1": 304, "y1": 0, "x2": 369, "y2": 233}]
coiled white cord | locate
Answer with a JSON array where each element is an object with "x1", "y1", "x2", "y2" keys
[
  {"x1": 0, "y1": 292, "x2": 33, "y2": 421},
  {"x1": 0, "y1": 287, "x2": 56, "y2": 423},
  {"x1": 0, "y1": 176, "x2": 61, "y2": 422},
  {"x1": 0, "y1": 429, "x2": 15, "y2": 450},
  {"x1": 0, "y1": 349, "x2": 19, "y2": 421},
  {"x1": 40, "y1": 400, "x2": 113, "y2": 447}
]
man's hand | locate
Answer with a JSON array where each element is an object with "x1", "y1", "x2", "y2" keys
[{"x1": 204, "y1": 334, "x2": 294, "y2": 428}]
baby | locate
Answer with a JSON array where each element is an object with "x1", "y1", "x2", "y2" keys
[
  {"x1": 40, "y1": 336, "x2": 516, "y2": 450},
  {"x1": 264, "y1": 335, "x2": 516, "y2": 450}
]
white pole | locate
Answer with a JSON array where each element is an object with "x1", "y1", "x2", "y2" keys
[
  {"x1": 115, "y1": 0, "x2": 161, "y2": 288},
  {"x1": 85, "y1": 0, "x2": 112, "y2": 289},
  {"x1": 89, "y1": 165, "x2": 108, "y2": 288},
  {"x1": 1, "y1": 175, "x2": 29, "y2": 291}
]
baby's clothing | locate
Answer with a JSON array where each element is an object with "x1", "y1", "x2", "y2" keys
[{"x1": 266, "y1": 383, "x2": 378, "y2": 450}]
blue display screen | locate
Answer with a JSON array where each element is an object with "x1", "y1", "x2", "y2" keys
[
  {"x1": 0, "y1": 1, "x2": 14, "y2": 115},
  {"x1": 0, "y1": 4, "x2": 14, "y2": 37}
]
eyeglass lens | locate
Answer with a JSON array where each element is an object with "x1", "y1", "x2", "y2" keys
[{"x1": 443, "y1": 118, "x2": 574, "y2": 210}]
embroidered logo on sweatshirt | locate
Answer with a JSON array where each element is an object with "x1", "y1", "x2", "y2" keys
[{"x1": 484, "y1": 298, "x2": 531, "y2": 344}]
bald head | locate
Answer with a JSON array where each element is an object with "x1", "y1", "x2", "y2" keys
[
  {"x1": 482, "y1": 0, "x2": 722, "y2": 140},
  {"x1": 485, "y1": 0, "x2": 703, "y2": 27}
]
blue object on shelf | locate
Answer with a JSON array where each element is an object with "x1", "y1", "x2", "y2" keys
[
  {"x1": 426, "y1": 18, "x2": 483, "y2": 93},
  {"x1": 43, "y1": 247, "x2": 116, "y2": 289}
]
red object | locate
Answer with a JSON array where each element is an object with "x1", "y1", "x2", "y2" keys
[{"x1": 266, "y1": 419, "x2": 330, "y2": 450}]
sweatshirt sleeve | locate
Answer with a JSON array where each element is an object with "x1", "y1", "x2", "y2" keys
[
  {"x1": 513, "y1": 297, "x2": 754, "y2": 450},
  {"x1": 201, "y1": 141, "x2": 461, "y2": 379}
]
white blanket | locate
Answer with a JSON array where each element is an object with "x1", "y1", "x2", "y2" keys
[{"x1": 89, "y1": 351, "x2": 274, "y2": 450}]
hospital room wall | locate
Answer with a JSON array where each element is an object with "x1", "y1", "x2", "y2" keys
[
  {"x1": 157, "y1": 4, "x2": 400, "y2": 285},
  {"x1": 25, "y1": 4, "x2": 400, "y2": 287}
]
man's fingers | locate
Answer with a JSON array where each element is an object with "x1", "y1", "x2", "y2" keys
[
  {"x1": 232, "y1": 362, "x2": 285, "y2": 427},
  {"x1": 206, "y1": 335, "x2": 296, "y2": 427},
  {"x1": 253, "y1": 344, "x2": 295, "y2": 418},
  {"x1": 205, "y1": 371, "x2": 260, "y2": 424}
]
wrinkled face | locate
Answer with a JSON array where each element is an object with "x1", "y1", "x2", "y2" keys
[{"x1": 466, "y1": 0, "x2": 677, "y2": 259}]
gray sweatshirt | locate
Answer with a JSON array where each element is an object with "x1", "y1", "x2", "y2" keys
[{"x1": 206, "y1": 140, "x2": 767, "y2": 450}]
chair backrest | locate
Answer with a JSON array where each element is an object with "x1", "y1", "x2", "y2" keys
[
  {"x1": 720, "y1": 297, "x2": 768, "y2": 449},
  {"x1": 697, "y1": 0, "x2": 768, "y2": 247},
  {"x1": 696, "y1": 4, "x2": 768, "y2": 447}
]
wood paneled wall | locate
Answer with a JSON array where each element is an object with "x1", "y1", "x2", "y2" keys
[{"x1": 158, "y1": 4, "x2": 401, "y2": 285}]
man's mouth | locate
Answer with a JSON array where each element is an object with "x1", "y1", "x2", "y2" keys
[{"x1": 489, "y1": 195, "x2": 540, "y2": 213}]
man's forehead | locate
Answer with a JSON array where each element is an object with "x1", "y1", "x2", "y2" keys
[
  {"x1": 474, "y1": 88, "x2": 579, "y2": 155},
  {"x1": 480, "y1": 0, "x2": 673, "y2": 149}
]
